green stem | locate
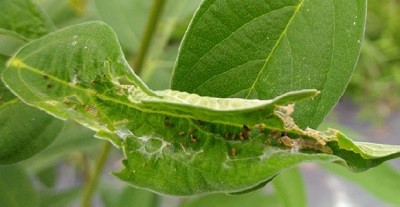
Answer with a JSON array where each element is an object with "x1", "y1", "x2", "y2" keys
[
  {"x1": 133, "y1": 0, "x2": 166, "y2": 76},
  {"x1": 81, "y1": 141, "x2": 112, "y2": 207}
]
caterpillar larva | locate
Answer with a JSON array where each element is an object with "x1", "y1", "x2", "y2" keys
[
  {"x1": 128, "y1": 87, "x2": 319, "y2": 127},
  {"x1": 281, "y1": 136, "x2": 333, "y2": 154}
]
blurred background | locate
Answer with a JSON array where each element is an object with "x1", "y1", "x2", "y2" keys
[{"x1": 1, "y1": 0, "x2": 400, "y2": 206}]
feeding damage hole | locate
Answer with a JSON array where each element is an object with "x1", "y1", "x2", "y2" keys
[{"x1": 136, "y1": 136, "x2": 170, "y2": 160}]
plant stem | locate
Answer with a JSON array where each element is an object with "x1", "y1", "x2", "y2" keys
[
  {"x1": 81, "y1": 141, "x2": 112, "y2": 207},
  {"x1": 133, "y1": 0, "x2": 166, "y2": 76}
]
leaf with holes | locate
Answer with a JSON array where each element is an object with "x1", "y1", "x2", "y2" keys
[{"x1": 2, "y1": 22, "x2": 400, "y2": 196}]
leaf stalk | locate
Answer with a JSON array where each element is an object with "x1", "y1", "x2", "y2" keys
[
  {"x1": 81, "y1": 141, "x2": 112, "y2": 207},
  {"x1": 133, "y1": 0, "x2": 166, "y2": 76}
]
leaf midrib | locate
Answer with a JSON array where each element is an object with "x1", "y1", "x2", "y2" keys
[
  {"x1": 10, "y1": 58, "x2": 280, "y2": 129},
  {"x1": 245, "y1": 1, "x2": 304, "y2": 99},
  {"x1": 177, "y1": 4, "x2": 301, "y2": 90}
]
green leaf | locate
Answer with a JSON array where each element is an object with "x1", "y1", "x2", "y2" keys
[
  {"x1": 272, "y1": 167, "x2": 306, "y2": 207},
  {"x1": 0, "y1": 55, "x2": 64, "y2": 165},
  {"x1": 0, "y1": 98, "x2": 64, "y2": 165},
  {"x1": 20, "y1": 120, "x2": 97, "y2": 173},
  {"x1": 3, "y1": 22, "x2": 400, "y2": 196},
  {"x1": 330, "y1": 132, "x2": 400, "y2": 172},
  {"x1": 0, "y1": 0, "x2": 55, "y2": 40},
  {"x1": 0, "y1": 0, "x2": 64, "y2": 165},
  {"x1": 0, "y1": 165, "x2": 39, "y2": 207},
  {"x1": 171, "y1": 0, "x2": 367, "y2": 129}
]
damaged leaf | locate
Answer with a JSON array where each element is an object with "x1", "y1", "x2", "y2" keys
[{"x1": 2, "y1": 22, "x2": 400, "y2": 196}]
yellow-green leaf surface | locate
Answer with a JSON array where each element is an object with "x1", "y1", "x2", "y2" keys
[
  {"x1": 171, "y1": 0, "x2": 367, "y2": 129},
  {"x1": 2, "y1": 22, "x2": 400, "y2": 196}
]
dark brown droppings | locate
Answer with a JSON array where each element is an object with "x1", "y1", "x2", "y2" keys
[
  {"x1": 190, "y1": 134, "x2": 197, "y2": 142},
  {"x1": 225, "y1": 132, "x2": 230, "y2": 138},
  {"x1": 231, "y1": 134, "x2": 237, "y2": 140},
  {"x1": 239, "y1": 132, "x2": 244, "y2": 140}
]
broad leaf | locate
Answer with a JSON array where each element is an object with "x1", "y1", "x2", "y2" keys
[
  {"x1": 0, "y1": 0, "x2": 63, "y2": 164},
  {"x1": 0, "y1": 55, "x2": 64, "y2": 164},
  {"x1": 272, "y1": 167, "x2": 306, "y2": 207},
  {"x1": 171, "y1": 0, "x2": 367, "y2": 129},
  {"x1": 20, "y1": 120, "x2": 97, "y2": 173},
  {"x1": 0, "y1": 165, "x2": 39, "y2": 207},
  {"x1": 2, "y1": 22, "x2": 400, "y2": 196}
]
